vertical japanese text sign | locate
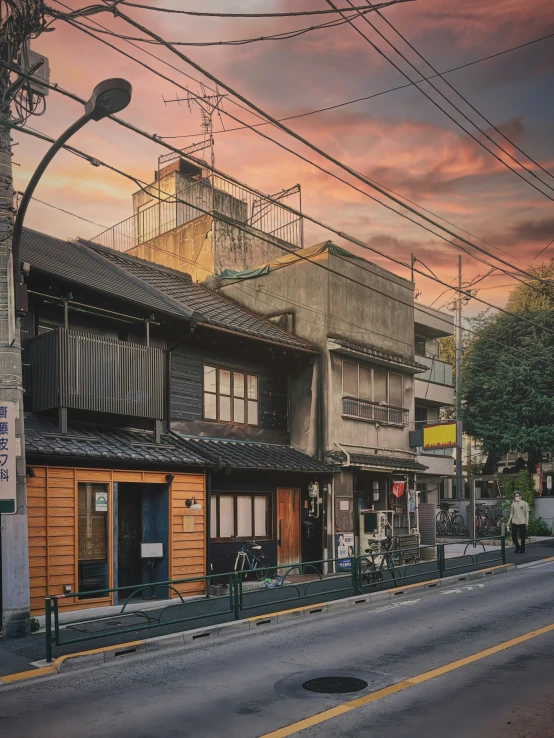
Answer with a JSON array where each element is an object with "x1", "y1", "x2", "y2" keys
[{"x1": 0, "y1": 402, "x2": 17, "y2": 514}]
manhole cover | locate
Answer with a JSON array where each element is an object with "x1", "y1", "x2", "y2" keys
[{"x1": 302, "y1": 676, "x2": 368, "y2": 694}]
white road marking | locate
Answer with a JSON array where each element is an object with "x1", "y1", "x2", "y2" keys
[
  {"x1": 373, "y1": 599, "x2": 421, "y2": 612},
  {"x1": 442, "y1": 584, "x2": 485, "y2": 595}
]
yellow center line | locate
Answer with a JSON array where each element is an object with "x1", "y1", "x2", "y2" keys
[{"x1": 258, "y1": 622, "x2": 554, "y2": 738}]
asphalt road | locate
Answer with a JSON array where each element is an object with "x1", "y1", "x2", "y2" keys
[{"x1": 1, "y1": 560, "x2": 553, "y2": 738}]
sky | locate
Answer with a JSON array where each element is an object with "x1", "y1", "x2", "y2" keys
[{"x1": 13, "y1": 0, "x2": 554, "y2": 314}]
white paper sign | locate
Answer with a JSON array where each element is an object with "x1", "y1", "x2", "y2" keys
[
  {"x1": 340, "y1": 500, "x2": 350, "y2": 511},
  {"x1": 0, "y1": 401, "x2": 17, "y2": 514},
  {"x1": 95, "y1": 491, "x2": 108, "y2": 512}
]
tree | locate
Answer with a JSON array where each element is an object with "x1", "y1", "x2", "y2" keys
[
  {"x1": 461, "y1": 310, "x2": 554, "y2": 474},
  {"x1": 507, "y1": 262, "x2": 554, "y2": 312}
]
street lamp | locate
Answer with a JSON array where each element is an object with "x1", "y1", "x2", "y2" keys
[{"x1": 11, "y1": 78, "x2": 132, "y2": 308}]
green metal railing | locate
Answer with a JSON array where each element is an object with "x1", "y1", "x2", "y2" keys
[{"x1": 44, "y1": 536, "x2": 505, "y2": 663}]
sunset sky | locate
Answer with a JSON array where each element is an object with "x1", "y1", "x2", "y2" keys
[{"x1": 14, "y1": 0, "x2": 554, "y2": 314}]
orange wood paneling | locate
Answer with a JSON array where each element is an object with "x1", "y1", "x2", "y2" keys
[{"x1": 28, "y1": 466, "x2": 207, "y2": 614}]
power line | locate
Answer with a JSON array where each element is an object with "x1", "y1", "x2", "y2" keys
[
  {"x1": 113, "y1": 1, "x2": 414, "y2": 18},
  {"x1": 10, "y1": 117, "x2": 554, "y2": 343},
  {"x1": 4, "y1": 53, "x2": 549, "y2": 307},
  {"x1": 47, "y1": 2, "x2": 550, "y2": 282},
  {"x1": 157, "y1": 31, "x2": 554, "y2": 148},
  {"x1": 61, "y1": 16, "x2": 544, "y2": 278},
  {"x1": 22, "y1": 194, "x2": 108, "y2": 228},
  {"x1": 364, "y1": 0, "x2": 554, "y2": 188},
  {"x1": 60, "y1": 3, "x2": 408, "y2": 48},
  {"x1": 63, "y1": 5, "x2": 549, "y2": 277},
  {"x1": 92, "y1": 2, "x2": 554, "y2": 293},
  {"x1": 329, "y1": 0, "x2": 554, "y2": 200}
]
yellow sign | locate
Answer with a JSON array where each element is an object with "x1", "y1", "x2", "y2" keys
[{"x1": 423, "y1": 422, "x2": 457, "y2": 449}]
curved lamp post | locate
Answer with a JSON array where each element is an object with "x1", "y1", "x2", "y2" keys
[{"x1": 12, "y1": 78, "x2": 132, "y2": 305}]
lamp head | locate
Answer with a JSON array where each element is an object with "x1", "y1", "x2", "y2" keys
[{"x1": 85, "y1": 78, "x2": 132, "y2": 121}]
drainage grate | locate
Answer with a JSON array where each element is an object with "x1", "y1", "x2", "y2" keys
[{"x1": 302, "y1": 676, "x2": 368, "y2": 694}]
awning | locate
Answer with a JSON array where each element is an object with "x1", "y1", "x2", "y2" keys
[
  {"x1": 328, "y1": 336, "x2": 427, "y2": 375},
  {"x1": 25, "y1": 414, "x2": 208, "y2": 467},
  {"x1": 173, "y1": 433, "x2": 332, "y2": 473},
  {"x1": 327, "y1": 449, "x2": 427, "y2": 473}
]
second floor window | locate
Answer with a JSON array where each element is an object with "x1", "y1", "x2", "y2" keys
[
  {"x1": 203, "y1": 365, "x2": 259, "y2": 426},
  {"x1": 342, "y1": 360, "x2": 404, "y2": 407}
]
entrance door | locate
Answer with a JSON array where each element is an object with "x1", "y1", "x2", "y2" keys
[
  {"x1": 118, "y1": 488, "x2": 142, "y2": 591},
  {"x1": 277, "y1": 488, "x2": 301, "y2": 566}
]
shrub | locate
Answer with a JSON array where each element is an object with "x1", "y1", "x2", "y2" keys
[{"x1": 527, "y1": 517, "x2": 552, "y2": 536}]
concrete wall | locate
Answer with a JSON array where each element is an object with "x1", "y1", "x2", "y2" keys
[
  {"x1": 535, "y1": 497, "x2": 554, "y2": 533},
  {"x1": 128, "y1": 214, "x2": 214, "y2": 283},
  {"x1": 217, "y1": 248, "x2": 416, "y2": 459}
]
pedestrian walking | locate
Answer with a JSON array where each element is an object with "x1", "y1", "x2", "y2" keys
[{"x1": 507, "y1": 493, "x2": 530, "y2": 553}]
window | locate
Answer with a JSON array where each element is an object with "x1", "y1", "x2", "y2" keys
[
  {"x1": 203, "y1": 365, "x2": 259, "y2": 426},
  {"x1": 78, "y1": 483, "x2": 109, "y2": 598},
  {"x1": 342, "y1": 361, "x2": 405, "y2": 406},
  {"x1": 210, "y1": 493, "x2": 271, "y2": 540},
  {"x1": 342, "y1": 361, "x2": 407, "y2": 425}
]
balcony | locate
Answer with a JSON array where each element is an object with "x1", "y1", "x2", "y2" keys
[
  {"x1": 415, "y1": 354, "x2": 454, "y2": 406},
  {"x1": 342, "y1": 397, "x2": 409, "y2": 426},
  {"x1": 26, "y1": 329, "x2": 165, "y2": 419}
]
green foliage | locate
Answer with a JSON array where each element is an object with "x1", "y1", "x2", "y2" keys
[
  {"x1": 498, "y1": 471, "x2": 535, "y2": 515},
  {"x1": 30, "y1": 617, "x2": 40, "y2": 633},
  {"x1": 507, "y1": 262, "x2": 554, "y2": 312},
  {"x1": 461, "y1": 310, "x2": 554, "y2": 464},
  {"x1": 527, "y1": 517, "x2": 552, "y2": 536}
]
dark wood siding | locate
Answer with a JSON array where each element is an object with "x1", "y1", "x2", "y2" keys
[{"x1": 170, "y1": 345, "x2": 288, "y2": 432}]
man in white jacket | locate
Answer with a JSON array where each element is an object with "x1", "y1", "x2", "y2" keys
[{"x1": 507, "y1": 493, "x2": 530, "y2": 554}]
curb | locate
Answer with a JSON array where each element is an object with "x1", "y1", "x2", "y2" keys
[
  {"x1": 0, "y1": 562, "x2": 515, "y2": 687},
  {"x1": 514, "y1": 555, "x2": 554, "y2": 570}
]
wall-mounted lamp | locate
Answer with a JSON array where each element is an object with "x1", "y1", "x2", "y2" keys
[
  {"x1": 185, "y1": 496, "x2": 203, "y2": 510},
  {"x1": 63, "y1": 584, "x2": 72, "y2": 594},
  {"x1": 27, "y1": 466, "x2": 35, "y2": 478},
  {"x1": 166, "y1": 474, "x2": 175, "y2": 484},
  {"x1": 372, "y1": 480, "x2": 380, "y2": 502}
]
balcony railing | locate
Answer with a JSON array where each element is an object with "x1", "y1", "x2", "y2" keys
[
  {"x1": 27, "y1": 329, "x2": 165, "y2": 419},
  {"x1": 92, "y1": 174, "x2": 303, "y2": 253},
  {"x1": 342, "y1": 396, "x2": 409, "y2": 426},
  {"x1": 415, "y1": 354, "x2": 453, "y2": 386}
]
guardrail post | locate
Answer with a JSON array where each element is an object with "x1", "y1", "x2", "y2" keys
[
  {"x1": 351, "y1": 557, "x2": 361, "y2": 595},
  {"x1": 45, "y1": 597, "x2": 53, "y2": 664},
  {"x1": 437, "y1": 544, "x2": 445, "y2": 578},
  {"x1": 501, "y1": 535, "x2": 506, "y2": 564},
  {"x1": 231, "y1": 573, "x2": 241, "y2": 621}
]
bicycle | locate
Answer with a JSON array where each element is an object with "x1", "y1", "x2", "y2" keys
[
  {"x1": 436, "y1": 504, "x2": 469, "y2": 537},
  {"x1": 360, "y1": 529, "x2": 406, "y2": 590},
  {"x1": 475, "y1": 504, "x2": 502, "y2": 538},
  {"x1": 232, "y1": 538, "x2": 269, "y2": 581}
]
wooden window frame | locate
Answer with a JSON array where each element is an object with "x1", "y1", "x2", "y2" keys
[
  {"x1": 210, "y1": 491, "x2": 272, "y2": 542},
  {"x1": 342, "y1": 359, "x2": 407, "y2": 421},
  {"x1": 203, "y1": 363, "x2": 259, "y2": 427}
]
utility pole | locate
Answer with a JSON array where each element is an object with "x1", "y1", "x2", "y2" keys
[
  {"x1": 455, "y1": 255, "x2": 463, "y2": 501},
  {"x1": 0, "y1": 0, "x2": 44, "y2": 636}
]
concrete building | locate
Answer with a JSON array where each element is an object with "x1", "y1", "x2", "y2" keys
[
  {"x1": 92, "y1": 158, "x2": 303, "y2": 283},
  {"x1": 211, "y1": 242, "x2": 428, "y2": 559},
  {"x1": 413, "y1": 304, "x2": 456, "y2": 505}
]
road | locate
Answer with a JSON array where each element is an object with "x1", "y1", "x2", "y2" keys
[{"x1": 1, "y1": 560, "x2": 553, "y2": 738}]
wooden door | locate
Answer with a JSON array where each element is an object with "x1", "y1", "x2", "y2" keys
[{"x1": 277, "y1": 488, "x2": 301, "y2": 566}]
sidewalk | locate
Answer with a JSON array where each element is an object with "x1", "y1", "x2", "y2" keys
[{"x1": 1, "y1": 541, "x2": 552, "y2": 678}]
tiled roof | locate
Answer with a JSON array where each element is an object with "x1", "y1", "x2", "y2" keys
[
  {"x1": 21, "y1": 229, "x2": 195, "y2": 321},
  {"x1": 25, "y1": 414, "x2": 208, "y2": 467},
  {"x1": 80, "y1": 239, "x2": 314, "y2": 352},
  {"x1": 328, "y1": 335, "x2": 427, "y2": 374},
  {"x1": 173, "y1": 434, "x2": 331, "y2": 473},
  {"x1": 326, "y1": 449, "x2": 427, "y2": 472}
]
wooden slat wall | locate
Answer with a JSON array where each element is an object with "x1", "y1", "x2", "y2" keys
[
  {"x1": 170, "y1": 474, "x2": 206, "y2": 597},
  {"x1": 27, "y1": 466, "x2": 207, "y2": 614},
  {"x1": 28, "y1": 467, "x2": 48, "y2": 614}
]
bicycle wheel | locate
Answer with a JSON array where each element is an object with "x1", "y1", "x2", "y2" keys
[
  {"x1": 452, "y1": 514, "x2": 468, "y2": 537},
  {"x1": 254, "y1": 554, "x2": 269, "y2": 580},
  {"x1": 361, "y1": 557, "x2": 382, "y2": 590},
  {"x1": 436, "y1": 510, "x2": 449, "y2": 535},
  {"x1": 379, "y1": 554, "x2": 397, "y2": 583}
]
